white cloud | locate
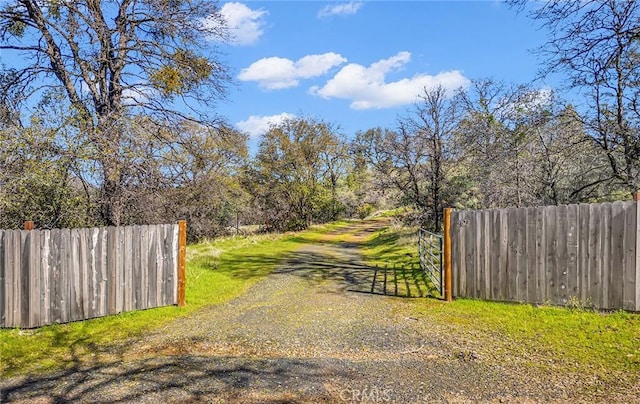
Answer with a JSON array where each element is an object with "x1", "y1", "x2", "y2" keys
[
  {"x1": 236, "y1": 113, "x2": 296, "y2": 137},
  {"x1": 318, "y1": 1, "x2": 364, "y2": 18},
  {"x1": 310, "y1": 52, "x2": 470, "y2": 110},
  {"x1": 122, "y1": 86, "x2": 152, "y2": 105},
  {"x1": 238, "y1": 53, "x2": 347, "y2": 90},
  {"x1": 220, "y1": 2, "x2": 268, "y2": 46}
]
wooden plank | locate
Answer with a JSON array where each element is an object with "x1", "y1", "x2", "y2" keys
[
  {"x1": 610, "y1": 202, "x2": 625, "y2": 309},
  {"x1": 4, "y1": 231, "x2": 17, "y2": 327},
  {"x1": 11, "y1": 230, "x2": 21, "y2": 327},
  {"x1": 600, "y1": 203, "x2": 612, "y2": 309},
  {"x1": 517, "y1": 208, "x2": 528, "y2": 302},
  {"x1": 544, "y1": 206, "x2": 557, "y2": 305},
  {"x1": 156, "y1": 224, "x2": 164, "y2": 307},
  {"x1": 86, "y1": 228, "x2": 96, "y2": 319},
  {"x1": 69, "y1": 228, "x2": 82, "y2": 322},
  {"x1": 526, "y1": 207, "x2": 538, "y2": 304},
  {"x1": 481, "y1": 210, "x2": 491, "y2": 299},
  {"x1": 578, "y1": 204, "x2": 590, "y2": 306},
  {"x1": 117, "y1": 226, "x2": 127, "y2": 313},
  {"x1": 456, "y1": 211, "x2": 467, "y2": 297},
  {"x1": 622, "y1": 202, "x2": 636, "y2": 311},
  {"x1": 465, "y1": 211, "x2": 476, "y2": 298},
  {"x1": 148, "y1": 226, "x2": 158, "y2": 308},
  {"x1": 19, "y1": 230, "x2": 30, "y2": 327},
  {"x1": 489, "y1": 209, "x2": 499, "y2": 300},
  {"x1": 474, "y1": 211, "x2": 482, "y2": 298},
  {"x1": 40, "y1": 230, "x2": 51, "y2": 326},
  {"x1": 0, "y1": 230, "x2": 5, "y2": 327},
  {"x1": 132, "y1": 225, "x2": 142, "y2": 310},
  {"x1": 506, "y1": 208, "x2": 518, "y2": 302},
  {"x1": 28, "y1": 230, "x2": 41, "y2": 328},
  {"x1": 566, "y1": 204, "x2": 579, "y2": 304},
  {"x1": 556, "y1": 205, "x2": 568, "y2": 306},
  {"x1": 107, "y1": 227, "x2": 117, "y2": 315},
  {"x1": 60, "y1": 229, "x2": 71, "y2": 324},
  {"x1": 140, "y1": 225, "x2": 149, "y2": 310},
  {"x1": 6, "y1": 230, "x2": 18, "y2": 327},
  {"x1": 498, "y1": 209, "x2": 509, "y2": 301},
  {"x1": 588, "y1": 204, "x2": 601, "y2": 309},
  {"x1": 636, "y1": 198, "x2": 640, "y2": 312},
  {"x1": 79, "y1": 228, "x2": 90, "y2": 320},
  {"x1": 171, "y1": 224, "x2": 179, "y2": 304},
  {"x1": 123, "y1": 226, "x2": 133, "y2": 312},
  {"x1": 535, "y1": 207, "x2": 546, "y2": 305},
  {"x1": 48, "y1": 229, "x2": 60, "y2": 324},
  {"x1": 164, "y1": 224, "x2": 176, "y2": 305},
  {"x1": 99, "y1": 227, "x2": 109, "y2": 317}
]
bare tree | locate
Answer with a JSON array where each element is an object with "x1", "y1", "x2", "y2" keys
[
  {"x1": 355, "y1": 86, "x2": 459, "y2": 231},
  {"x1": 0, "y1": 0, "x2": 230, "y2": 225},
  {"x1": 511, "y1": 0, "x2": 640, "y2": 194},
  {"x1": 455, "y1": 79, "x2": 617, "y2": 207}
]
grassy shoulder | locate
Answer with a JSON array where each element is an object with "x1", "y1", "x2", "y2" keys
[
  {"x1": 358, "y1": 216, "x2": 640, "y2": 383},
  {"x1": 0, "y1": 221, "x2": 350, "y2": 378}
]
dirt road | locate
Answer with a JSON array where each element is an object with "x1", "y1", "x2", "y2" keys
[{"x1": 1, "y1": 220, "x2": 637, "y2": 403}]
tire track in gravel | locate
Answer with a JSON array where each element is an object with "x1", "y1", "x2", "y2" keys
[{"x1": 2, "y1": 220, "x2": 637, "y2": 403}]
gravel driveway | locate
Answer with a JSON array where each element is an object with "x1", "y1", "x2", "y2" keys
[{"x1": 1, "y1": 221, "x2": 638, "y2": 403}]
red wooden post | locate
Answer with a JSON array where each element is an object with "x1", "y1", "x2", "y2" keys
[
  {"x1": 177, "y1": 220, "x2": 187, "y2": 307},
  {"x1": 24, "y1": 221, "x2": 34, "y2": 230}
]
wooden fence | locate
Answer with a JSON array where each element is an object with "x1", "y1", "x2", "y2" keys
[
  {"x1": 449, "y1": 201, "x2": 639, "y2": 311},
  {"x1": 0, "y1": 222, "x2": 186, "y2": 328}
]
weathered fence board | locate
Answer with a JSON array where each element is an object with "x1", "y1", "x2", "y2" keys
[
  {"x1": 0, "y1": 224, "x2": 180, "y2": 328},
  {"x1": 451, "y1": 201, "x2": 639, "y2": 311}
]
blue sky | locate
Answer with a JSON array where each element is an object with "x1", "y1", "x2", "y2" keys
[{"x1": 215, "y1": 1, "x2": 553, "y2": 146}]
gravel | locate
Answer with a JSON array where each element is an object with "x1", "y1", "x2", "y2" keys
[{"x1": 2, "y1": 221, "x2": 638, "y2": 403}]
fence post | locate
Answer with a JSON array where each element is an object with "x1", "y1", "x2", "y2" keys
[
  {"x1": 24, "y1": 221, "x2": 34, "y2": 230},
  {"x1": 633, "y1": 191, "x2": 640, "y2": 201},
  {"x1": 444, "y1": 208, "x2": 453, "y2": 302},
  {"x1": 177, "y1": 220, "x2": 187, "y2": 307}
]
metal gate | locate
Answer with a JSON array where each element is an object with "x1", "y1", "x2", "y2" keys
[{"x1": 418, "y1": 228, "x2": 443, "y2": 296}]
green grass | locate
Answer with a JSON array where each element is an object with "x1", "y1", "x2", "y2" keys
[
  {"x1": 0, "y1": 221, "x2": 349, "y2": 378},
  {"x1": 359, "y1": 219, "x2": 419, "y2": 267},
  {"x1": 417, "y1": 299, "x2": 640, "y2": 377},
  {"x1": 358, "y1": 216, "x2": 640, "y2": 381}
]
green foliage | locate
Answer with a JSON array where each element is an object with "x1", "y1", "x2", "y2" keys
[
  {"x1": 251, "y1": 116, "x2": 348, "y2": 231},
  {"x1": 0, "y1": 99, "x2": 95, "y2": 229},
  {"x1": 150, "y1": 50, "x2": 213, "y2": 97}
]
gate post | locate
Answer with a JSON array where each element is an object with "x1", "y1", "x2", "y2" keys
[{"x1": 444, "y1": 208, "x2": 453, "y2": 302}]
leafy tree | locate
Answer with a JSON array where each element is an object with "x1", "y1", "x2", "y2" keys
[
  {"x1": 121, "y1": 119, "x2": 248, "y2": 240},
  {"x1": 0, "y1": 0, "x2": 231, "y2": 225},
  {"x1": 0, "y1": 92, "x2": 94, "y2": 229},
  {"x1": 251, "y1": 117, "x2": 346, "y2": 231}
]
